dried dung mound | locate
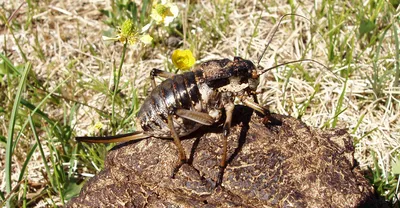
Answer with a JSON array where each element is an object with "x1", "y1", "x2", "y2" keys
[{"x1": 68, "y1": 107, "x2": 379, "y2": 207}]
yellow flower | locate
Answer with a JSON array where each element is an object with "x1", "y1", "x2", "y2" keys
[
  {"x1": 151, "y1": 0, "x2": 179, "y2": 26},
  {"x1": 119, "y1": 19, "x2": 138, "y2": 45},
  {"x1": 88, "y1": 121, "x2": 104, "y2": 134},
  {"x1": 171, "y1": 49, "x2": 196, "y2": 70},
  {"x1": 102, "y1": 19, "x2": 153, "y2": 46},
  {"x1": 93, "y1": 122, "x2": 104, "y2": 130}
]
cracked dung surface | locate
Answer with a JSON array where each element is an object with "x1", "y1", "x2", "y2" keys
[{"x1": 68, "y1": 107, "x2": 380, "y2": 207}]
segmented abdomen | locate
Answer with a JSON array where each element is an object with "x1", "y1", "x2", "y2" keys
[{"x1": 137, "y1": 72, "x2": 203, "y2": 137}]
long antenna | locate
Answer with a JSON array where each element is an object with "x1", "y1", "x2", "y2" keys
[
  {"x1": 257, "y1": 14, "x2": 311, "y2": 66},
  {"x1": 257, "y1": 59, "x2": 329, "y2": 76},
  {"x1": 255, "y1": 14, "x2": 337, "y2": 79}
]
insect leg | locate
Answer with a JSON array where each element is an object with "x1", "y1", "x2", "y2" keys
[
  {"x1": 167, "y1": 111, "x2": 187, "y2": 176},
  {"x1": 150, "y1": 68, "x2": 175, "y2": 89},
  {"x1": 221, "y1": 103, "x2": 234, "y2": 168},
  {"x1": 242, "y1": 99, "x2": 269, "y2": 115},
  {"x1": 242, "y1": 98, "x2": 282, "y2": 125},
  {"x1": 216, "y1": 102, "x2": 234, "y2": 185},
  {"x1": 175, "y1": 109, "x2": 215, "y2": 125}
]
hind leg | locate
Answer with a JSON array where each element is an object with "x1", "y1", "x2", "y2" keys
[
  {"x1": 167, "y1": 109, "x2": 216, "y2": 177},
  {"x1": 166, "y1": 113, "x2": 187, "y2": 177},
  {"x1": 150, "y1": 68, "x2": 175, "y2": 89},
  {"x1": 216, "y1": 102, "x2": 234, "y2": 185}
]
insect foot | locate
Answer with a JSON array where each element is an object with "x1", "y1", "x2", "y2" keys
[
  {"x1": 171, "y1": 159, "x2": 186, "y2": 179},
  {"x1": 69, "y1": 111, "x2": 379, "y2": 207}
]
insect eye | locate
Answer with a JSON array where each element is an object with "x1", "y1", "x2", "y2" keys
[{"x1": 251, "y1": 70, "x2": 259, "y2": 79}]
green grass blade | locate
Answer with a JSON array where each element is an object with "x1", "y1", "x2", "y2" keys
[
  {"x1": 28, "y1": 115, "x2": 54, "y2": 187},
  {"x1": 297, "y1": 84, "x2": 319, "y2": 119},
  {"x1": 245, "y1": 11, "x2": 262, "y2": 58},
  {"x1": 67, "y1": 104, "x2": 78, "y2": 179},
  {"x1": 111, "y1": 42, "x2": 128, "y2": 133},
  {"x1": 332, "y1": 74, "x2": 348, "y2": 127},
  {"x1": 20, "y1": 99, "x2": 55, "y2": 125},
  {"x1": 140, "y1": 0, "x2": 149, "y2": 24},
  {"x1": 0, "y1": 53, "x2": 22, "y2": 75},
  {"x1": 393, "y1": 21, "x2": 399, "y2": 86},
  {"x1": 371, "y1": 24, "x2": 391, "y2": 98},
  {"x1": 17, "y1": 142, "x2": 38, "y2": 182},
  {"x1": 5, "y1": 62, "x2": 31, "y2": 206},
  {"x1": 351, "y1": 113, "x2": 366, "y2": 135},
  {"x1": 282, "y1": 66, "x2": 295, "y2": 108},
  {"x1": 22, "y1": 179, "x2": 28, "y2": 208}
]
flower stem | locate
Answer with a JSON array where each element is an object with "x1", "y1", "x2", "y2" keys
[{"x1": 111, "y1": 42, "x2": 128, "y2": 133}]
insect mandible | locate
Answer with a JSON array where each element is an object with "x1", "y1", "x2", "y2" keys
[{"x1": 76, "y1": 14, "x2": 328, "y2": 182}]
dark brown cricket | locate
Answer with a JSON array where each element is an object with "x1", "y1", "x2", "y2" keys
[
  {"x1": 76, "y1": 56, "x2": 271, "y2": 179},
  {"x1": 75, "y1": 15, "x2": 327, "y2": 181}
]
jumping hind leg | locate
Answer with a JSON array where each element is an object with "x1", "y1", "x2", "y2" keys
[
  {"x1": 166, "y1": 112, "x2": 187, "y2": 177},
  {"x1": 149, "y1": 68, "x2": 175, "y2": 89},
  {"x1": 216, "y1": 102, "x2": 234, "y2": 185},
  {"x1": 167, "y1": 109, "x2": 215, "y2": 178}
]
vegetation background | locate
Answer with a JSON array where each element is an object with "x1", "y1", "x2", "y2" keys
[{"x1": 0, "y1": 0, "x2": 399, "y2": 207}]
